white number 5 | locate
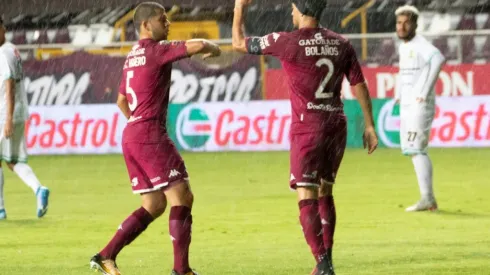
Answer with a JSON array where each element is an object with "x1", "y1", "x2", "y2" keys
[
  {"x1": 126, "y1": 70, "x2": 138, "y2": 111},
  {"x1": 315, "y1": 58, "x2": 334, "y2": 99}
]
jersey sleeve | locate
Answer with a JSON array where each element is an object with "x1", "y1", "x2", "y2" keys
[
  {"x1": 419, "y1": 42, "x2": 443, "y2": 64},
  {"x1": 0, "y1": 52, "x2": 17, "y2": 81},
  {"x1": 245, "y1": 32, "x2": 292, "y2": 59},
  {"x1": 154, "y1": 40, "x2": 189, "y2": 65},
  {"x1": 414, "y1": 48, "x2": 445, "y2": 99},
  {"x1": 344, "y1": 42, "x2": 365, "y2": 86}
]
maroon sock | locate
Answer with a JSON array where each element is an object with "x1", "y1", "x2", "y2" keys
[
  {"x1": 100, "y1": 207, "x2": 154, "y2": 260},
  {"x1": 169, "y1": 206, "x2": 193, "y2": 274},
  {"x1": 319, "y1": 195, "x2": 336, "y2": 249},
  {"x1": 299, "y1": 199, "x2": 327, "y2": 263}
]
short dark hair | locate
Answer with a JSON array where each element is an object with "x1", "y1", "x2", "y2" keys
[
  {"x1": 133, "y1": 2, "x2": 165, "y2": 28},
  {"x1": 293, "y1": 0, "x2": 327, "y2": 20}
]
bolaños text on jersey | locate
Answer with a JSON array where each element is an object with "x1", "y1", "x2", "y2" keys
[{"x1": 300, "y1": 37, "x2": 340, "y2": 57}]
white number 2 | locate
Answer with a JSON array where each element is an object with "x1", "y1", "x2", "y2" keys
[
  {"x1": 126, "y1": 70, "x2": 138, "y2": 111},
  {"x1": 315, "y1": 58, "x2": 335, "y2": 99}
]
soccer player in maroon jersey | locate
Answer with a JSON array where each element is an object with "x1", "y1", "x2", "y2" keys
[
  {"x1": 89, "y1": 2, "x2": 220, "y2": 275},
  {"x1": 233, "y1": 0, "x2": 378, "y2": 274}
]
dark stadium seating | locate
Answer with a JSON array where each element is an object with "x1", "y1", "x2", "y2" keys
[
  {"x1": 2, "y1": 0, "x2": 490, "y2": 64},
  {"x1": 457, "y1": 15, "x2": 477, "y2": 63},
  {"x1": 368, "y1": 38, "x2": 398, "y2": 66}
]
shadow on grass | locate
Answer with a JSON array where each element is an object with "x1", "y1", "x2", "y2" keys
[
  {"x1": 0, "y1": 218, "x2": 50, "y2": 226},
  {"x1": 433, "y1": 209, "x2": 490, "y2": 218}
]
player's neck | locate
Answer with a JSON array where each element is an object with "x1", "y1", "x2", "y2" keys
[
  {"x1": 403, "y1": 32, "x2": 416, "y2": 43},
  {"x1": 138, "y1": 32, "x2": 154, "y2": 41},
  {"x1": 299, "y1": 18, "x2": 319, "y2": 29}
]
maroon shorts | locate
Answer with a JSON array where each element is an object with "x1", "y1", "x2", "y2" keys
[
  {"x1": 122, "y1": 140, "x2": 188, "y2": 194},
  {"x1": 289, "y1": 120, "x2": 347, "y2": 190}
]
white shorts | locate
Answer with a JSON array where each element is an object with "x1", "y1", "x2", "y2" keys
[
  {"x1": 0, "y1": 122, "x2": 28, "y2": 163},
  {"x1": 400, "y1": 103, "x2": 435, "y2": 155}
]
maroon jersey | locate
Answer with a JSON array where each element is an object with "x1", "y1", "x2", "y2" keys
[
  {"x1": 246, "y1": 28, "x2": 365, "y2": 134},
  {"x1": 119, "y1": 39, "x2": 189, "y2": 143}
]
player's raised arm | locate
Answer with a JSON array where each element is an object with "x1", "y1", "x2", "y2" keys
[
  {"x1": 153, "y1": 39, "x2": 221, "y2": 65},
  {"x1": 232, "y1": 0, "x2": 288, "y2": 57},
  {"x1": 185, "y1": 39, "x2": 221, "y2": 59},
  {"x1": 232, "y1": 0, "x2": 251, "y2": 53},
  {"x1": 131, "y1": 3, "x2": 220, "y2": 64}
]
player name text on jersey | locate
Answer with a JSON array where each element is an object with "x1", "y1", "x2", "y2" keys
[
  {"x1": 305, "y1": 45, "x2": 339, "y2": 57},
  {"x1": 126, "y1": 56, "x2": 147, "y2": 69},
  {"x1": 300, "y1": 34, "x2": 340, "y2": 57},
  {"x1": 124, "y1": 47, "x2": 147, "y2": 69}
]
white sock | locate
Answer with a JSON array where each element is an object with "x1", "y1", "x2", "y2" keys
[
  {"x1": 13, "y1": 163, "x2": 42, "y2": 194},
  {"x1": 0, "y1": 168, "x2": 4, "y2": 210},
  {"x1": 412, "y1": 154, "x2": 434, "y2": 200}
]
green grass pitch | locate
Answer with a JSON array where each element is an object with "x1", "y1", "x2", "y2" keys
[{"x1": 0, "y1": 148, "x2": 489, "y2": 274}]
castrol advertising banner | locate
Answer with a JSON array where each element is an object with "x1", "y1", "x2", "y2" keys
[
  {"x1": 22, "y1": 95, "x2": 490, "y2": 155},
  {"x1": 167, "y1": 96, "x2": 490, "y2": 152},
  {"x1": 26, "y1": 105, "x2": 126, "y2": 155},
  {"x1": 167, "y1": 101, "x2": 292, "y2": 152},
  {"x1": 265, "y1": 64, "x2": 485, "y2": 100},
  {"x1": 376, "y1": 96, "x2": 490, "y2": 148}
]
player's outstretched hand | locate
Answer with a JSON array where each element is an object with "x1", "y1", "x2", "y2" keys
[
  {"x1": 202, "y1": 47, "x2": 221, "y2": 60},
  {"x1": 363, "y1": 127, "x2": 378, "y2": 154}
]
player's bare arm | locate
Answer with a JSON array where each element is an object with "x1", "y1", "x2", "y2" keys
[
  {"x1": 185, "y1": 39, "x2": 221, "y2": 59},
  {"x1": 354, "y1": 82, "x2": 378, "y2": 154},
  {"x1": 4, "y1": 78, "x2": 15, "y2": 138},
  {"x1": 116, "y1": 93, "x2": 131, "y2": 120},
  {"x1": 232, "y1": 0, "x2": 252, "y2": 53}
]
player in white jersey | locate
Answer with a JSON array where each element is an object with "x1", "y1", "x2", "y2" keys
[
  {"x1": 395, "y1": 6, "x2": 445, "y2": 212},
  {"x1": 0, "y1": 18, "x2": 50, "y2": 219}
]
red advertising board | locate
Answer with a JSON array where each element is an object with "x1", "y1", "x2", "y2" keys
[{"x1": 265, "y1": 64, "x2": 489, "y2": 99}]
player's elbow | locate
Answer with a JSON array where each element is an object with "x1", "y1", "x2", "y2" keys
[
  {"x1": 437, "y1": 54, "x2": 446, "y2": 67},
  {"x1": 195, "y1": 41, "x2": 207, "y2": 53},
  {"x1": 354, "y1": 82, "x2": 369, "y2": 94},
  {"x1": 185, "y1": 40, "x2": 206, "y2": 56},
  {"x1": 232, "y1": 41, "x2": 242, "y2": 51},
  {"x1": 432, "y1": 52, "x2": 446, "y2": 67},
  {"x1": 232, "y1": 40, "x2": 247, "y2": 53},
  {"x1": 231, "y1": 37, "x2": 240, "y2": 49}
]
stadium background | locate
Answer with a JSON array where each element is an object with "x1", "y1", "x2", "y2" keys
[
  {"x1": 1, "y1": 0, "x2": 490, "y2": 274},
  {"x1": 3, "y1": 0, "x2": 490, "y2": 153}
]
